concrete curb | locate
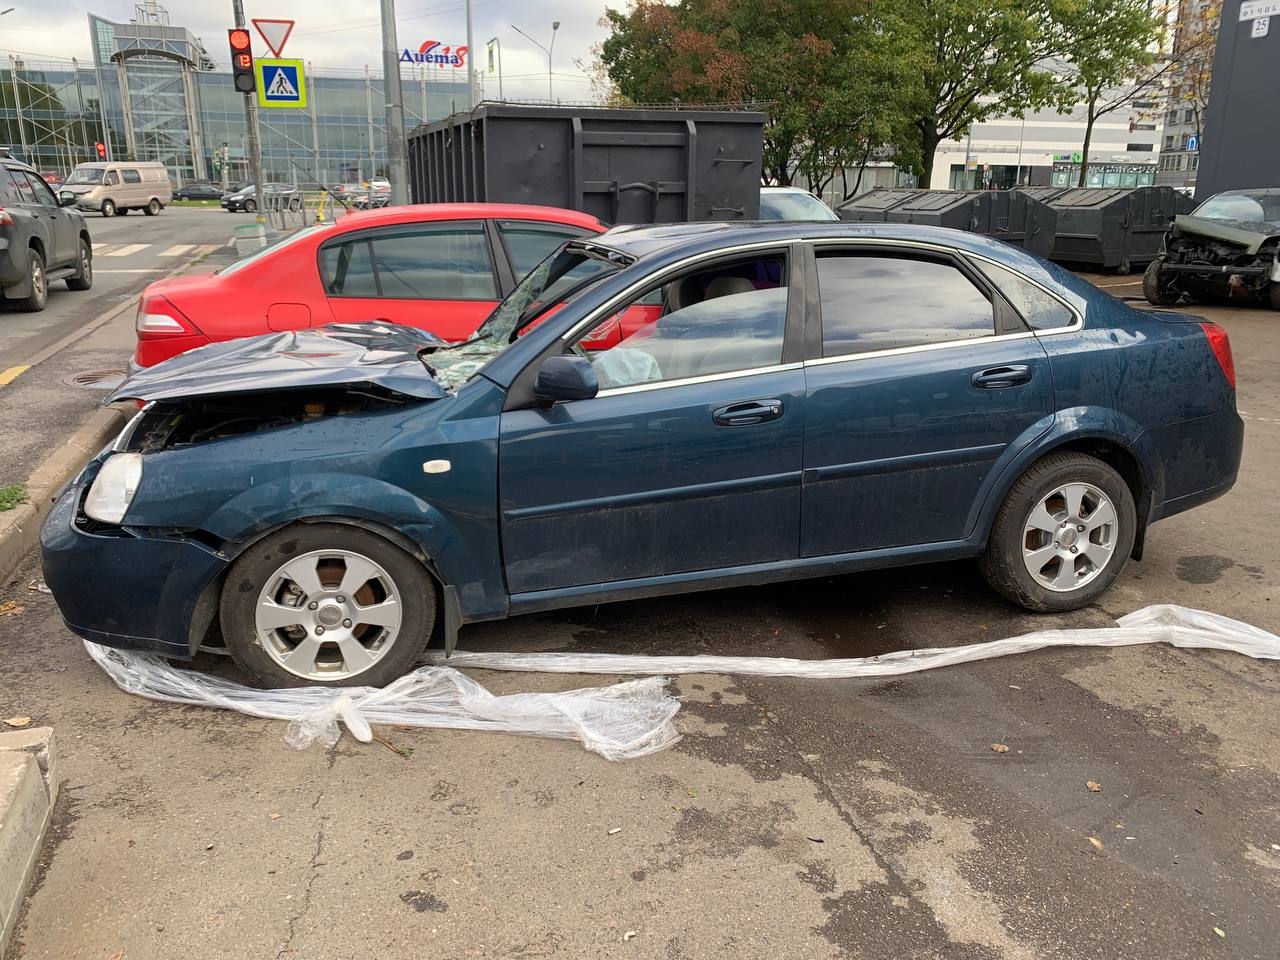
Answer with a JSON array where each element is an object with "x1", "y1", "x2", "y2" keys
[
  {"x1": 0, "y1": 727, "x2": 56, "y2": 958},
  {"x1": 0, "y1": 406, "x2": 127, "y2": 584}
]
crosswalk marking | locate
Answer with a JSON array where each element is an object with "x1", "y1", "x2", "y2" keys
[
  {"x1": 101, "y1": 243, "x2": 149, "y2": 257},
  {"x1": 158, "y1": 244, "x2": 195, "y2": 257}
]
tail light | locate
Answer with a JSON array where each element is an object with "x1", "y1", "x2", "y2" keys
[
  {"x1": 1198, "y1": 322, "x2": 1236, "y2": 389},
  {"x1": 136, "y1": 293, "x2": 198, "y2": 337},
  {"x1": 0, "y1": 208, "x2": 13, "y2": 226}
]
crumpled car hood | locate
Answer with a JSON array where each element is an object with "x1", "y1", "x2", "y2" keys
[
  {"x1": 1172, "y1": 215, "x2": 1279, "y2": 254},
  {"x1": 107, "y1": 322, "x2": 450, "y2": 403}
]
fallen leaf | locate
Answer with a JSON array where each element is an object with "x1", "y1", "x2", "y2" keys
[
  {"x1": 269, "y1": 813, "x2": 282, "y2": 820},
  {"x1": 3, "y1": 716, "x2": 31, "y2": 728},
  {"x1": 991, "y1": 743, "x2": 1010, "y2": 753},
  {"x1": 0, "y1": 601, "x2": 23, "y2": 616},
  {"x1": 1088, "y1": 836, "x2": 1104, "y2": 850},
  {"x1": 1086, "y1": 780, "x2": 1103, "y2": 792},
  {"x1": 1213, "y1": 927, "x2": 1225, "y2": 938}
]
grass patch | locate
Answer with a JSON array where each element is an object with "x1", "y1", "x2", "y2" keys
[
  {"x1": 170, "y1": 199, "x2": 222, "y2": 208},
  {"x1": 0, "y1": 483, "x2": 27, "y2": 511}
]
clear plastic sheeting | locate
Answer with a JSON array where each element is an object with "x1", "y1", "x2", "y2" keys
[
  {"x1": 431, "y1": 605, "x2": 1280, "y2": 678},
  {"x1": 83, "y1": 642, "x2": 681, "y2": 760},
  {"x1": 83, "y1": 605, "x2": 1279, "y2": 761}
]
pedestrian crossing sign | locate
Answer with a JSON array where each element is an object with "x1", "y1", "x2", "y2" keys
[{"x1": 255, "y1": 58, "x2": 307, "y2": 109}]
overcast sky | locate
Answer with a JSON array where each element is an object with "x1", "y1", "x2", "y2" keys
[{"x1": 0, "y1": 0, "x2": 611, "y2": 100}]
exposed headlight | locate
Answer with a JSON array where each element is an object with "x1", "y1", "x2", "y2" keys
[{"x1": 84, "y1": 453, "x2": 143, "y2": 524}]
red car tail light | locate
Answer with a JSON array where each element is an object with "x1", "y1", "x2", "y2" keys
[
  {"x1": 136, "y1": 294, "x2": 198, "y2": 337},
  {"x1": 0, "y1": 208, "x2": 13, "y2": 226},
  {"x1": 1199, "y1": 321, "x2": 1236, "y2": 389}
]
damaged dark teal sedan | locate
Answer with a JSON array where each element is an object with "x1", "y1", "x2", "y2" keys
[{"x1": 42, "y1": 222, "x2": 1243, "y2": 687}]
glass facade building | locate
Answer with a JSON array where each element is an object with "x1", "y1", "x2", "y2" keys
[{"x1": 1, "y1": 2, "x2": 467, "y2": 186}]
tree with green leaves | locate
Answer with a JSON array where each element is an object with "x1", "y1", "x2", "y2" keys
[
  {"x1": 599, "y1": 0, "x2": 913, "y2": 196},
  {"x1": 1053, "y1": 0, "x2": 1169, "y2": 186}
]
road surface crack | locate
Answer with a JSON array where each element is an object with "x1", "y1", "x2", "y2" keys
[{"x1": 276, "y1": 790, "x2": 325, "y2": 960}]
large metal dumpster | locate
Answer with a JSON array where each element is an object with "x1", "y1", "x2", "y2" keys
[
  {"x1": 836, "y1": 188, "x2": 920, "y2": 222},
  {"x1": 407, "y1": 104, "x2": 767, "y2": 224},
  {"x1": 1036, "y1": 186, "x2": 1196, "y2": 272}
]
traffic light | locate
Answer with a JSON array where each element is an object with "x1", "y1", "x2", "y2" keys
[
  {"x1": 229, "y1": 28, "x2": 255, "y2": 93},
  {"x1": 94, "y1": 141, "x2": 106, "y2": 159}
]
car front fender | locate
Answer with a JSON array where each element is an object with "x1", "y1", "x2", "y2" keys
[{"x1": 196, "y1": 472, "x2": 507, "y2": 622}]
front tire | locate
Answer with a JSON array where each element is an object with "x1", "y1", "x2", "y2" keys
[
  {"x1": 100, "y1": 199, "x2": 116, "y2": 218},
  {"x1": 14, "y1": 249, "x2": 48, "y2": 312},
  {"x1": 219, "y1": 523, "x2": 436, "y2": 688},
  {"x1": 1143, "y1": 259, "x2": 1179, "y2": 306},
  {"x1": 1269, "y1": 282, "x2": 1280, "y2": 311},
  {"x1": 979, "y1": 453, "x2": 1136, "y2": 612},
  {"x1": 243, "y1": 199, "x2": 257, "y2": 214},
  {"x1": 66, "y1": 237, "x2": 93, "y2": 291}
]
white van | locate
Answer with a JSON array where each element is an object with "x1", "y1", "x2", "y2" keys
[{"x1": 60, "y1": 161, "x2": 173, "y2": 217}]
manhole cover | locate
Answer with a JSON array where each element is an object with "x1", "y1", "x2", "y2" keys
[{"x1": 63, "y1": 369, "x2": 127, "y2": 390}]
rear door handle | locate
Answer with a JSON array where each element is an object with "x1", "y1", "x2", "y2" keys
[
  {"x1": 713, "y1": 399, "x2": 783, "y2": 426},
  {"x1": 971, "y1": 365, "x2": 1032, "y2": 389}
]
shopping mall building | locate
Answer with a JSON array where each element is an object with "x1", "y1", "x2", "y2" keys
[{"x1": 0, "y1": 2, "x2": 468, "y2": 185}]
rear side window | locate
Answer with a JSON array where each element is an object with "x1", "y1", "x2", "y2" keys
[
  {"x1": 498, "y1": 220, "x2": 594, "y2": 275},
  {"x1": 371, "y1": 223, "x2": 496, "y2": 300},
  {"x1": 6, "y1": 169, "x2": 37, "y2": 204},
  {"x1": 122, "y1": 170, "x2": 141, "y2": 184},
  {"x1": 972, "y1": 259, "x2": 1075, "y2": 330},
  {"x1": 319, "y1": 240, "x2": 378, "y2": 297},
  {"x1": 815, "y1": 253, "x2": 995, "y2": 357}
]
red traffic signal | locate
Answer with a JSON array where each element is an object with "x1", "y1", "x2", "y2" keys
[
  {"x1": 228, "y1": 28, "x2": 255, "y2": 93},
  {"x1": 94, "y1": 141, "x2": 106, "y2": 158}
]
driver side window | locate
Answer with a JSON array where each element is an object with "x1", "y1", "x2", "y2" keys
[{"x1": 573, "y1": 254, "x2": 789, "y2": 390}]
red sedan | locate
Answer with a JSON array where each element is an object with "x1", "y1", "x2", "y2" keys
[{"x1": 134, "y1": 203, "x2": 606, "y2": 368}]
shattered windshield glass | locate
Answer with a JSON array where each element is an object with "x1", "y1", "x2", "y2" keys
[
  {"x1": 1192, "y1": 191, "x2": 1280, "y2": 231},
  {"x1": 426, "y1": 242, "x2": 632, "y2": 389}
]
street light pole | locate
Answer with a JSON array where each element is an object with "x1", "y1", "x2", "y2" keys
[
  {"x1": 378, "y1": 0, "x2": 409, "y2": 204},
  {"x1": 512, "y1": 21, "x2": 559, "y2": 102}
]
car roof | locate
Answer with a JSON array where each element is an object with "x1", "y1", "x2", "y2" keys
[
  {"x1": 591, "y1": 220, "x2": 1032, "y2": 261},
  {"x1": 760, "y1": 186, "x2": 813, "y2": 194},
  {"x1": 332, "y1": 202, "x2": 604, "y2": 231}
]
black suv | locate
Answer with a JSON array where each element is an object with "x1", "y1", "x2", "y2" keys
[{"x1": 0, "y1": 153, "x2": 92, "y2": 312}]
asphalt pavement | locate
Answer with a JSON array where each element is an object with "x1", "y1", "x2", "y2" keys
[
  {"x1": 0, "y1": 273, "x2": 1278, "y2": 959},
  {"x1": 0, "y1": 208, "x2": 244, "y2": 488}
]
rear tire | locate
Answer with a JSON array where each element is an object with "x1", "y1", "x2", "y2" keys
[
  {"x1": 14, "y1": 249, "x2": 48, "y2": 312},
  {"x1": 116, "y1": 207, "x2": 129, "y2": 216},
  {"x1": 1143, "y1": 259, "x2": 1179, "y2": 306},
  {"x1": 66, "y1": 237, "x2": 93, "y2": 291},
  {"x1": 100, "y1": 199, "x2": 116, "y2": 218},
  {"x1": 979, "y1": 452, "x2": 1136, "y2": 613},
  {"x1": 219, "y1": 523, "x2": 436, "y2": 688},
  {"x1": 144, "y1": 198, "x2": 161, "y2": 216}
]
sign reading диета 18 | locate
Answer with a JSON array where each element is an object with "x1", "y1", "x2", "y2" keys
[{"x1": 255, "y1": 58, "x2": 307, "y2": 109}]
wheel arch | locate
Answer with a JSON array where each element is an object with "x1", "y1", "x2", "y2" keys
[{"x1": 975, "y1": 416, "x2": 1162, "y2": 560}]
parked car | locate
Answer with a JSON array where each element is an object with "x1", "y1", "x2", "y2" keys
[
  {"x1": 60, "y1": 160, "x2": 172, "y2": 217},
  {"x1": 1144, "y1": 188, "x2": 1280, "y2": 308},
  {"x1": 0, "y1": 154, "x2": 93, "y2": 311},
  {"x1": 368, "y1": 177, "x2": 391, "y2": 193},
  {"x1": 44, "y1": 222, "x2": 1242, "y2": 687},
  {"x1": 221, "y1": 182, "x2": 297, "y2": 213},
  {"x1": 40, "y1": 171, "x2": 64, "y2": 188},
  {"x1": 133, "y1": 203, "x2": 607, "y2": 368},
  {"x1": 759, "y1": 186, "x2": 840, "y2": 221},
  {"x1": 174, "y1": 181, "x2": 226, "y2": 201}
]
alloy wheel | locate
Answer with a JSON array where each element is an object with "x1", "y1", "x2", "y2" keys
[
  {"x1": 254, "y1": 548, "x2": 404, "y2": 681},
  {"x1": 1021, "y1": 482, "x2": 1118, "y2": 592}
]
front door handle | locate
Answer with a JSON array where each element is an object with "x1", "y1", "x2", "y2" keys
[
  {"x1": 972, "y1": 365, "x2": 1033, "y2": 389},
  {"x1": 713, "y1": 399, "x2": 783, "y2": 426}
]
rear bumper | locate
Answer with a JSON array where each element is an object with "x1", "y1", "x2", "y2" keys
[
  {"x1": 40, "y1": 484, "x2": 228, "y2": 659},
  {"x1": 134, "y1": 332, "x2": 213, "y2": 369}
]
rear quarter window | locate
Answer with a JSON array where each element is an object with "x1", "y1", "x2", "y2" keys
[{"x1": 971, "y1": 259, "x2": 1076, "y2": 330}]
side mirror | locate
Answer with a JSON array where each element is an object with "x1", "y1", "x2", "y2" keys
[
  {"x1": 59, "y1": 191, "x2": 77, "y2": 207},
  {"x1": 533, "y1": 355, "x2": 598, "y2": 406}
]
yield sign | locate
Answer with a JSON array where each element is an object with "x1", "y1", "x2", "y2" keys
[{"x1": 252, "y1": 18, "x2": 295, "y2": 58}]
